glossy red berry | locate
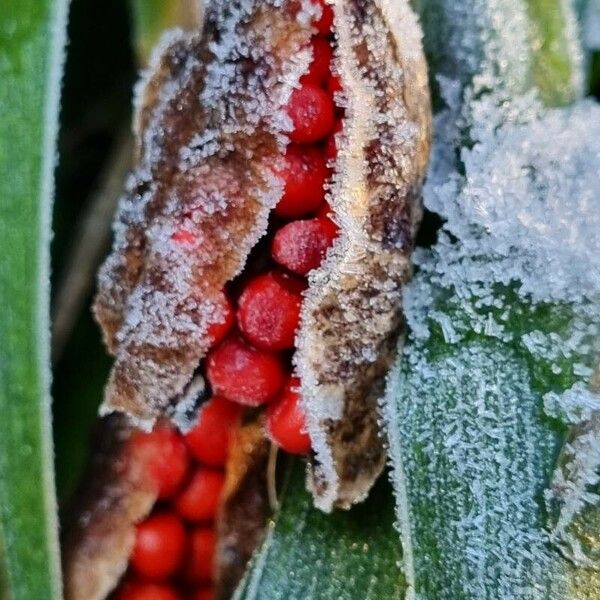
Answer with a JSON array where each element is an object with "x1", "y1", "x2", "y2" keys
[
  {"x1": 206, "y1": 291, "x2": 235, "y2": 347},
  {"x1": 266, "y1": 377, "x2": 311, "y2": 454},
  {"x1": 130, "y1": 512, "x2": 186, "y2": 580},
  {"x1": 183, "y1": 528, "x2": 216, "y2": 584},
  {"x1": 191, "y1": 589, "x2": 214, "y2": 600},
  {"x1": 131, "y1": 427, "x2": 189, "y2": 499},
  {"x1": 175, "y1": 468, "x2": 225, "y2": 522},
  {"x1": 312, "y1": 0, "x2": 334, "y2": 35},
  {"x1": 274, "y1": 145, "x2": 328, "y2": 218},
  {"x1": 272, "y1": 218, "x2": 338, "y2": 276},
  {"x1": 206, "y1": 336, "x2": 286, "y2": 406},
  {"x1": 301, "y1": 38, "x2": 332, "y2": 86},
  {"x1": 286, "y1": 84, "x2": 335, "y2": 144},
  {"x1": 171, "y1": 228, "x2": 197, "y2": 245},
  {"x1": 237, "y1": 272, "x2": 304, "y2": 350},
  {"x1": 184, "y1": 397, "x2": 241, "y2": 466},
  {"x1": 115, "y1": 581, "x2": 182, "y2": 600}
]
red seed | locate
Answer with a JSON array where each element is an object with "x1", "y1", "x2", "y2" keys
[
  {"x1": 327, "y1": 73, "x2": 342, "y2": 96},
  {"x1": 115, "y1": 580, "x2": 182, "y2": 600},
  {"x1": 184, "y1": 397, "x2": 241, "y2": 466},
  {"x1": 272, "y1": 218, "x2": 338, "y2": 276},
  {"x1": 286, "y1": 84, "x2": 335, "y2": 144},
  {"x1": 274, "y1": 145, "x2": 328, "y2": 218},
  {"x1": 312, "y1": 0, "x2": 334, "y2": 35},
  {"x1": 175, "y1": 468, "x2": 225, "y2": 522},
  {"x1": 191, "y1": 588, "x2": 214, "y2": 600},
  {"x1": 130, "y1": 513, "x2": 186, "y2": 580},
  {"x1": 131, "y1": 427, "x2": 188, "y2": 499},
  {"x1": 325, "y1": 117, "x2": 343, "y2": 162},
  {"x1": 183, "y1": 528, "x2": 216, "y2": 584},
  {"x1": 300, "y1": 38, "x2": 332, "y2": 87},
  {"x1": 206, "y1": 291, "x2": 235, "y2": 348},
  {"x1": 171, "y1": 228, "x2": 197, "y2": 245},
  {"x1": 206, "y1": 336, "x2": 286, "y2": 406},
  {"x1": 316, "y1": 201, "x2": 333, "y2": 219},
  {"x1": 237, "y1": 272, "x2": 304, "y2": 350},
  {"x1": 266, "y1": 377, "x2": 311, "y2": 455}
]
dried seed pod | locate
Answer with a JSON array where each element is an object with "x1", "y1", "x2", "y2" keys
[
  {"x1": 298, "y1": 0, "x2": 431, "y2": 511},
  {"x1": 62, "y1": 413, "x2": 270, "y2": 600},
  {"x1": 61, "y1": 415, "x2": 157, "y2": 600},
  {"x1": 65, "y1": 0, "x2": 431, "y2": 596},
  {"x1": 93, "y1": 0, "x2": 315, "y2": 426},
  {"x1": 93, "y1": 0, "x2": 430, "y2": 511},
  {"x1": 215, "y1": 421, "x2": 271, "y2": 600}
]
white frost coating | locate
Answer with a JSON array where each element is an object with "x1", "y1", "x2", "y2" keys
[
  {"x1": 380, "y1": 349, "x2": 416, "y2": 600},
  {"x1": 406, "y1": 100, "x2": 600, "y2": 358},
  {"x1": 545, "y1": 424, "x2": 600, "y2": 567},
  {"x1": 545, "y1": 384, "x2": 600, "y2": 425},
  {"x1": 544, "y1": 379, "x2": 600, "y2": 569},
  {"x1": 384, "y1": 0, "x2": 599, "y2": 595},
  {"x1": 133, "y1": 28, "x2": 190, "y2": 138},
  {"x1": 396, "y1": 100, "x2": 600, "y2": 595},
  {"x1": 391, "y1": 345, "x2": 569, "y2": 598}
]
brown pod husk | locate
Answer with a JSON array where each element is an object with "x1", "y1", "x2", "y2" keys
[
  {"x1": 61, "y1": 415, "x2": 157, "y2": 600},
  {"x1": 93, "y1": 0, "x2": 315, "y2": 427},
  {"x1": 215, "y1": 420, "x2": 271, "y2": 600},
  {"x1": 297, "y1": 0, "x2": 431, "y2": 511}
]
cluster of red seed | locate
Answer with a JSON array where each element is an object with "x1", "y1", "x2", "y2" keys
[
  {"x1": 205, "y1": 0, "x2": 342, "y2": 455},
  {"x1": 114, "y1": 399, "x2": 241, "y2": 600},
  {"x1": 114, "y1": 2, "x2": 341, "y2": 597}
]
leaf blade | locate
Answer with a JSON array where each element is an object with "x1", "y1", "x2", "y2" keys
[
  {"x1": 0, "y1": 0, "x2": 69, "y2": 597},
  {"x1": 235, "y1": 461, "x2": 405, "y2": 600}
]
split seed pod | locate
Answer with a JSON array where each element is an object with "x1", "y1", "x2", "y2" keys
[
  {"x1": 64, "y1": 0, "x2": 430, "y2": 597},
  {"x1": 95, "y1": 0, "x2": 430, "y2": 510}
]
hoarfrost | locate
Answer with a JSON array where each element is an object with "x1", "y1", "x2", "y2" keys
[
  {"x1": 385, "y1": 0, "x2": 599, "y2": 594},
  {"x1": 393, "y1": 97, "x2": 600, "y2": 594}
]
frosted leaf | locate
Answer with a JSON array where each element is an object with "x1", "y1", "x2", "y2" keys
[
  {"x1": 385, "y1": 0, "x2": 599, "y2": 594},
  {"x1": 406, "y1": 99, "x2": 600, "y2": 362},
  {"x1": 385, "y1": 343, "x2": 569, "y2": 598}
]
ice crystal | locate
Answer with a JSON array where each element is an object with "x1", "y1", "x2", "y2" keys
[{"x1": 385, "y1": 0, "x2": 599, "y2": 595}]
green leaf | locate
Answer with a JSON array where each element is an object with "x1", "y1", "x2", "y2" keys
[
  {"x1": 235, "y1": 460, "x2": 404, "y2": 600},
  {"x1": 384, "y1": 0, "x2": 600, "y2": 598},
  {"x1": 130, "y1": 0, "x2": 203, "y2": 65},
  {"x1": 0, "y1": 0, "x2": 68, "y2": 598}
]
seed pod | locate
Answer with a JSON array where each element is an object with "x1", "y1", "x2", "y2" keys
[
  {"x1": 65, "y1": 0, "x2": 430, "y2": 597},
  {"x1": 93, "y1": 0, "x2": 429, "y2": 509}
]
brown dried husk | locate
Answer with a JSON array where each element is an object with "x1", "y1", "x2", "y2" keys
[
  {"x1": 93, "y1": 0, "x2": 430, "y2": 512},
  {"x1": 297, "y1": 0, "x2": 431, "y2": 511},
  {"x1": 93, "y1": 0, "x2": 315, "y2": 427}
]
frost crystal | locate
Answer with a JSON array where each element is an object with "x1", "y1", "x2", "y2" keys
[{"x1": 385, "y1": 0, "x2": 600, "y2": 595}]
